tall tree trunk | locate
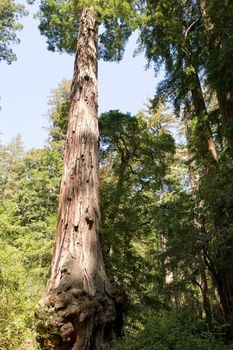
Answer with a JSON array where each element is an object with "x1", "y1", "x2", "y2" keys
[
  {"x1": 199, "y1": 257, "x2": 212, "y2": 327},
  {"x1": 36, "y1": 7, "x2": 125, "y2": 350},
  {"x1": 181, "y1": 23, "x2": 218, "y2": 163},
  {"x1": 186, "y1": 125, "x2": 212, "y2": 327},
  {"x1": 190, "y1": 70, "x2": 218, "y2": 163},
  {"x1": 185, "y1": 106, "x2": 232, "y2": 322},
  {"x1": 205, "y1": 251, "x2": 233, "y2": 322},
  {"x1": 195, "y1": 1, "x2": 233, "y2": 323},
  {"x1": 197, "y1": 0, "x2": 233, "y2": 146}
]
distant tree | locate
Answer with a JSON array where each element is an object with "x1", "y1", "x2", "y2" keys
[
  {"x1": 136, "y1": 0, "x2": 233, "y2": 324},
  {"x1": 0, "y1": 134, "x2": 24, "y2": 200},
  {"x1": 99, "y1": 110, "x2": 175, "y2": 295},
  {"x1": 46, "y1": 79, "x2": 71, "y2": 153}
]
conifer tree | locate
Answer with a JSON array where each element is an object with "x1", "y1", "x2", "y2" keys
[
  {"x1": 36, "y1": 1, "x2": 134, "y2": 348},
  {"x1": 0, "y1": 0, "x2": 26, "y2": 63}
]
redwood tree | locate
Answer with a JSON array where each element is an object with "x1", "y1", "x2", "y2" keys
[{"x1": 36, "y1": 2, "x2": 133, "y2": 349}]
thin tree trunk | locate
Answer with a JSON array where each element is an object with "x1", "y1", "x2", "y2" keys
[
  {"x1": 36, "y1": 7, "x2": 125, "y2": 350},
  {"x1": 199, "y1": 257, "x2": 212, "y2": 327},
  {"x1": 186, "y1": 128, "x2": 212, "y2": 327}
]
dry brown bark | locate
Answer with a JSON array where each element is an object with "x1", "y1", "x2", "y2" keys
[{"x1": 36, "y1": 7, "x2": 126, "y2": 350}]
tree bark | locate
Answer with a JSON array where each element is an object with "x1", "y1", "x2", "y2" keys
[
  {"x1": 36, "y1": 7, "x2": 126, "y2": 350},
  {"x1": 186, "y1": 130, "x2": 212, "y2": 327},
  {"x1": 181, "y1": 22, "x2": 218, "y2": 164},
  {"x1": 189, "y1": 68, "x2": 218, "y2": 164},
  {"x1": 199, "y1": 257, "x2": 212, "y2": 327}
]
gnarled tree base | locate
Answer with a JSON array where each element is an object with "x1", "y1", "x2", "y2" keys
[{"x1": 36, "y1": 288, "x2": 126, "y2": 350}]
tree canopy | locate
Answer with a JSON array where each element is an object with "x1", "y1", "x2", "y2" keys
[
  {"x1": 0, "y1": 0, "x2": 27, "y2": 63},
  {"x1": 37, "y1": 0, "x2": 138, "y2": 61}
]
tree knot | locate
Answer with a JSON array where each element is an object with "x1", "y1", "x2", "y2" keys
[{"x1": 60, "y1": 322, "x2": 74, "y2": 342}]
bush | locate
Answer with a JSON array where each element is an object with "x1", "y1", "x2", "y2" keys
[
  {"x1": 0, "y1": 239, "x2": 43, "y2": 349},
  {"x1": 108, "y1": 310, "x2": 233, "y2": 350}
]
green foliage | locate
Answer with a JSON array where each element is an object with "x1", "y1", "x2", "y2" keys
[
  {"x1": 0, "y1": 134, "x2": 24, "y2": 200},
  {"x1": 99, "y1": 110, "x2": 175, "y2": 299},
  {"x1": 46, "y1": 79, "x2": 71, "y2": 151},
  {"x1": 138, "y1": 0, "x2": 202, "y2": 110},
  {"x1": 198, "y1": 154, "x2": 233, "y2": 271},
  {"x1": 38, "y1": 0, "x2": 80, "y2": 53},
  {"x1": 14, "y1": 148, "x2": 61, "y2": 225},
  {"x1": 0, "y1": 0, "x2": 27, "y2": 63},
  {"x1": 109, "y1": 310, "x2": 233, "y2": 350},
  {"x1": 0, "y1": 238, "x2": 40, "y2": 349},
  {"x1": 37, "y1": 0, "x2": 136, "y2": 61},
  {"x1": 0, "y1": 131, "x2": 61, "y2": 348}
]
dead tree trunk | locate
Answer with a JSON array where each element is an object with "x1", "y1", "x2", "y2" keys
[{"x1": 36, "y1": 7, "x2": 125, "y2": 350}]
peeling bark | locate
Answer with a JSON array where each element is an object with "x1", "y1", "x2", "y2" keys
[{"x1": 36, "y1": 7, "x2": 126, "y2": 349}]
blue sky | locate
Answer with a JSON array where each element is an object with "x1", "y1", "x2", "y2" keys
[{"x1": 0, "y1": 2, "x2": 161, "y2": 150}]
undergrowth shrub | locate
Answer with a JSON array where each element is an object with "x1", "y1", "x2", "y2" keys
[{"x1": 107, "y1": 310, "x2": 233, "y2": 350}]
